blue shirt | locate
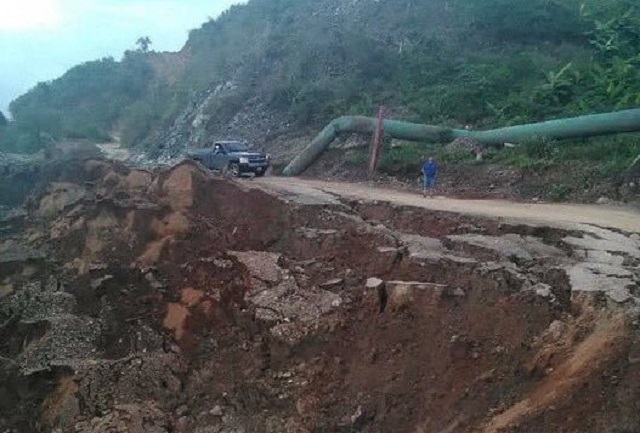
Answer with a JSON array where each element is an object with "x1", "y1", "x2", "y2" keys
[{"x1": 423, "y1": 161, "x2": 438, "y2": 178}]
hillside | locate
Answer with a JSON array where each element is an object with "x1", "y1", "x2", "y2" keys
[
  {"x1": 1, "y1": 3, "x2": 640, "y2": 429},
  {"x1": 1, "y1": 0, "x2": 640, "y2": 200}
]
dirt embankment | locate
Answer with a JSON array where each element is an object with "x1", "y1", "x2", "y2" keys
[{"x1": 0, "y1": 160, "x2": 639, "y2": 433}]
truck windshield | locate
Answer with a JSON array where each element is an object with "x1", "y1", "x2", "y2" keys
[{"x1": 223, "y1": 142, "x2": 249, "y2": 152}]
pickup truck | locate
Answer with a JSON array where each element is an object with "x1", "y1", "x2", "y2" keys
[{"x1": 187, "y1": 140, "x2": 270, "y2": 177}]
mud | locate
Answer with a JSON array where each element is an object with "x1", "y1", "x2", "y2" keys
[{"x1": 0, "y1": 160, "x2": 639, "y2": 433}]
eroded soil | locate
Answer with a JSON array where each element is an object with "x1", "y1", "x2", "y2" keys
[{"x1": 0, "y1": 160, "x2": 639, "y2": 433}]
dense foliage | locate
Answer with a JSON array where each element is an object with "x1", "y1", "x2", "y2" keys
[
  {"x1": 1, "y1": 49, "x2": 156, "y2": 152},
  {"x1": 2, "y1": 0, "x2": 640, "y2": 157}
]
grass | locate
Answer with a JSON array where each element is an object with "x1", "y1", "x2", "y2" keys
[
  {"x1": 376, "y1": 140, "x2": 472, "y2": 174},
  {"x1": 485, "y1": 135, "x2": 640, "y2": 176},
  {"x1": 345, "y1": 148, "x2": 369, "y2": 165},
  {"x1": 369, "y1": 134, "x2": 639, "y2": 200},
  {"x1": 379, "y1": 144, "x2": 427, "y2": 173}
]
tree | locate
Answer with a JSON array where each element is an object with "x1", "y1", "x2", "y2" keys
[
  {"x1": 0, "y1": 111, "x2": 7, "y2": 127},
  {"x1": 136, "y1": 36, "x2": 152, "y2": 53}
]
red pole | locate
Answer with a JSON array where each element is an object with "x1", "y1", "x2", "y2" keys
[{"x1": 369, "y1": 106, "x2": 386, "y2": 178}]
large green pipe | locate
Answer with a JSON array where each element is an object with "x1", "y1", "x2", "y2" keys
[{"x1": 283, "y1": 108, "x2": 640, "y2": 176}]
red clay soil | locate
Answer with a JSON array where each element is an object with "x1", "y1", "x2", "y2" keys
[{"x1": 0, "y1": 160, "x2": 638, "y2": 433}]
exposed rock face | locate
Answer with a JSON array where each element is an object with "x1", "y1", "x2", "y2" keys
[
  {"x1": 142, "y1": 0, "x2": 449, "y2": 165},
  {"x1": 144, "y1": 86, "x2": 296, "y2": 167},
  {"x1": 0, "y1": 159, "x2": 639, "y2": 433}
]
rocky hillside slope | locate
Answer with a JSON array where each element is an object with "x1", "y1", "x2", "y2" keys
[
  {"x1": 3, "y1": 0, "x2": 639, "y2": 203},
  {"x1": 8, "y1": 0, "x2": 626, "y2": 160},
  {"x1": 146, "y1": 0, "x2": 589, "y2": 163}
]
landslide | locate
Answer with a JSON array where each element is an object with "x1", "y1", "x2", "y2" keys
[{"x1": 0, "y1": 159, "x2": 639, "y2": 433}]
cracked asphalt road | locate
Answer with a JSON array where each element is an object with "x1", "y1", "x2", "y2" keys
[{"x1": 253, "y1": 177, "x2": 640, "y2": 233}]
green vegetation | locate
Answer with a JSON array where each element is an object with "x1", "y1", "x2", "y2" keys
[
  {"x1": 486, "y1": 136, "x2": 640, "y2": 176},
  {"x1": 370, "y1": 133, "x2": 640, "y2": 201},
  {"x1": 2, "y1": 0, "x2": 640, "y2": 183},
  {"x1": 136, "y1": 36, "x2": 152, "y2": 53},
  {"x1": 1, "y1": 45, "x2": 159, "y2": 153}
]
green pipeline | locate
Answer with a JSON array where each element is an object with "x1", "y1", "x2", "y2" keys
[{"x1": 282, "y1": 108, "x2": 640, "y2": 176}]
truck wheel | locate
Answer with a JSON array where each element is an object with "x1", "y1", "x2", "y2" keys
[
  {"x1": 229, "y1": 163, "x2": 240, "y2": 177},
  {"x1": 222, "y1": 163, "x2": 234, "y2": 178},
  {"x1": 255, "y1": 171, "x2": 265, "y2": 178}
]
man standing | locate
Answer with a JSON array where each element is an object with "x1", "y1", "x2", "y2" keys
[{"x1": 422, "y1": 156, "x2": 438, "y2": 197}]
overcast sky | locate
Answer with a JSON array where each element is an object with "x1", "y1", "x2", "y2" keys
[{"x1": 0, "y1": 0, "x2": 245, "y2": 115}]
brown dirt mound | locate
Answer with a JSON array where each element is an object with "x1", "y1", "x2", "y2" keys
[{"x1": 0, "y1": 159, "x2": 638, "y2": 433}]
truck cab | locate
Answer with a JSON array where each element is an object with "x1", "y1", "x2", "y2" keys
[{"x1": 187, "y1": 140, "x2": 270, "y2": 177}]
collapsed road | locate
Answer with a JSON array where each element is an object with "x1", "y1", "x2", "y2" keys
[
  {"x1": 0, "y1": 159, "x2": 639, "y2": 433},
  {"x1": 253, "y1": 176, "x2": 640, "y2": 232}
]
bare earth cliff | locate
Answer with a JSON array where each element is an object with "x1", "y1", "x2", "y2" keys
[{"x1": 0, "y1": 157, "x2": 639, "y2": 432}]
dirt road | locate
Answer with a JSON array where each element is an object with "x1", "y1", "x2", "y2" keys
[{"x1": 254, "y1": 177, "x2": 640, "y2": 233}]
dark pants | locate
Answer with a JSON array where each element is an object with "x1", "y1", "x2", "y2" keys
[{"x1": 424, "y1": 175, "x2": 436, "y2": 189}]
